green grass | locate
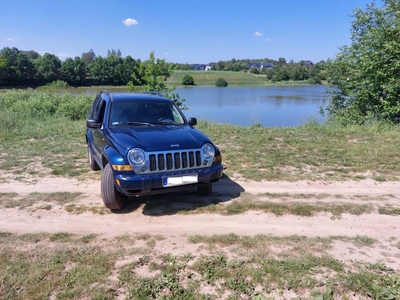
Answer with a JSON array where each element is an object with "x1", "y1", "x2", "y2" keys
[
  {"x1": 0, "y1": 232, "x2": 398, "y2": 299},
  {"x1": 168, "y1": 70, "x2": 268, "y2": 86},
  {"x1": 167, "y1": 70, "x2": 317, "y2": 87},
  {"x1": 198, "y1": 119, "x2": 400, "y2": 181}
]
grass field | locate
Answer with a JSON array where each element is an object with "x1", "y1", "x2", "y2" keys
[{"x1": 167, "y1": 70, "x2": 313, "y2": 87}]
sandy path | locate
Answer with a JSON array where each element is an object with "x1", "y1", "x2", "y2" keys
[{"x1": 1, "y1": 176, "x2": 400, "y2": 270}]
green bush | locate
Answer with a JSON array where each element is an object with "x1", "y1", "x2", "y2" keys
[
  {"x1": 42, "y1": 80, "x2": 71, "y2": 89},
  {"x1": 215, "y1": 77, "x2": 228, "y2": 87},
  {"x1": 56, "y1": 93, "x2": 94, "y2": 120},
  {"x1": 182, "y1": 75, "x2": 195, "y2": 86}
]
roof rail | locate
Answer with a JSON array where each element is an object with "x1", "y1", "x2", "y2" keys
[{"x1": 143, "y1": 91, "x2": 163, "y2": 97}]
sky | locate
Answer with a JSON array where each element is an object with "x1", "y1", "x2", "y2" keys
[{"x1": 0, "y1": 0, "x2": 384, "y2": 64}]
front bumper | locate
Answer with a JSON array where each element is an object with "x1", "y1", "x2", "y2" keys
[{"x1": 114, "y1": 164, "x2": 223, "y2": 196}]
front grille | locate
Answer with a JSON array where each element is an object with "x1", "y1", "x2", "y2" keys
[{"x1": 149, "y1": 150, "x2": 202, "y2": 172}]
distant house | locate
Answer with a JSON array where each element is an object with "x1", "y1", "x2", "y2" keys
[
  {"x1": 192, "y1": 63, "x2": 207, "y2": 70},
  {"x1": 261, "y1": 62, "x2": 274, "y2": 69},
  {"x1": 205, "y1": 62, "x2": 216, "y2": 71},
  {"x1": 247, "y1": 62, "x2": 274, "y2": 70},
  {"x1": 302, "y1": 60, "x2": 314, "y2": 66}
]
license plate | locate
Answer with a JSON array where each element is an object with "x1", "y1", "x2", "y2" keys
[{"x1": 163, "y1": 175, "x2": 198, "y2": 187}]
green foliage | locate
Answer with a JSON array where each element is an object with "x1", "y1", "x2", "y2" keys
[
  {"x1": 41, "y1": 80, "x2": 70, "y2": 89},
  {"x1": 326, "y1": 0, "x2": 400, "y2": 124},
  {"x1": 127, "y1": 51, "x2": 187, "y2": 109},
  {"x1": 0, "y1": 47, "x2": 36, "y2": 86},
  {"x1": 34, "y1": 53, "x2": 62, "y2": 85},
  {"x1": 181, "y1": 74, "x2": 195, "y2": 85},
  {"x1": 81, "y1": 49, "x2": 96, "y2": 65},
  {"x1": 215, "y1": 77, "x2": 228, "y2": 87},
  {"x1": 56, "y1": 93, "x2": 94, "y2": 120},
  {"x1": 0, "y1": 90, "x2": 92, "y2": 121},
  {"x1": 61, "y1": 57, "x2": 87, "y2": 86}
]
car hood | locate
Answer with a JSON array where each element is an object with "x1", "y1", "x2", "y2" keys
[{"x1": 107, "y1": 125, "x2": 211, "y2": 153}]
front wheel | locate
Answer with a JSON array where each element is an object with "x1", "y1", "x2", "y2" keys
[
  {"x1": 197, "y1": 184, "x2": 212, "y2": 196},
  {"x1": 101, "y1": 164, "x2": 127, "y2": 210}
]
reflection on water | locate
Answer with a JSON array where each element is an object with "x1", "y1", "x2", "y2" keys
[
  {"x1": 176, "y1": 86, "x2": 329, "y2": 127},
  {"x1": 56, "y1": 85, "x2": 330, "y2": 127}
]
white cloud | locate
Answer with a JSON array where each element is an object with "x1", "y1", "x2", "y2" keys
[
  {"x1": 123, "y1": 18, "x2": 138, "y2": 27},
  {"x1": 254, "y1": 32, "x2": 263, "y2": 36},
  {"x1": 58, "y1": 53, "x2": 69, "y2": 58},
  {"x1": 7, "y1": 37, "x2": 13, "y2": 41},
  {"x1": 265, "y1": 38, "x2": 270, "y2": 42}
]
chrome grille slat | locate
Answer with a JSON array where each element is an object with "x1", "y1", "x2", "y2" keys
[{"x1": 146, "y1": 150, "x2": 202, "y2": 173}]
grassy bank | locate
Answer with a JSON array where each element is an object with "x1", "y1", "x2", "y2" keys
[{"x1": 167, "y1": 70, "x2": 316, "y2": 87}]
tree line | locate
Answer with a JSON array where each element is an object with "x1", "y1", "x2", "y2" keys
[
  {"x1": 176, "y1": 58, "x2": 327, "y2": 84},
  {"x1": 0, "y1": 47, "x2": 326, "y2": 88}
]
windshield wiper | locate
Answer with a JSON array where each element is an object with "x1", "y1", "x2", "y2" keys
[
  {"x1": 157, "y1": 118, "x2": 182, "y2": 126},
  {"x1": 126, "y1": 121, "x2": 154, "y2": 126}
]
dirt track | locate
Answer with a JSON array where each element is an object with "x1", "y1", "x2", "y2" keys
[{"x1": 1, "y1": 176, "x2": 400, "y2": 271}]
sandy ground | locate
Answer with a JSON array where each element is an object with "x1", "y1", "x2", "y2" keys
[{"x1": 1, "y1": 175, "x2": 400, "y2": 271}]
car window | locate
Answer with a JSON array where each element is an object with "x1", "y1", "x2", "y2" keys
[
  {"x1": 89, "y1": 95, "x2": 101, "y2": 119},
  {"x1": 93, "y1": 100, "x2": 106, "y2": 128},
  {"x1": 109, "y1": 102, "x2": 185, "y2": 125},
  {"x1": 92, "y1": 98, "x2": 105, "y2": 121}
]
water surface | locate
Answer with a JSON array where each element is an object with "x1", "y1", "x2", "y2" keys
[{"x1": 176, "y1": 86, "x2": 329, "y2": 127}]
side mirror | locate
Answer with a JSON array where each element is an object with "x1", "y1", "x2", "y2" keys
[
  {"x1": 86, "y1": 119, "x2": 101, "y2": 129},
  {"x1": 188, "y1": 117, "x2": 197, "y2": 126}
]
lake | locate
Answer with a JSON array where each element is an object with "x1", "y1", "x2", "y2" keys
[
  {"x1": 69, "y1": 85, "x2": 330, "y2": 127},
  {"x1": 176, "y1": 85, "x2": 329, "y2": 127}
]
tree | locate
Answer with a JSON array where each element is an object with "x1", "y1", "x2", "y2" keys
[
  {"x1": 326, "y1": 0, "x2": 400, "y2": 124},
  {"x1": 81, "y1": 49, "x2": 96, "y2": 65},
  {"x1": 88, "y1": 56, "x2": 108, "y2": 85},
  {"x1": 107, "y1": 49, "x2": 122, "y2": 57},
  {"x1": 61, "y1": 57, "x2": 87, "y2": 86},
  {"x1": 127, "y1": 52, "x2": 186, "y2": 109},
  {"x1": 22, "y1": 50, "x2": 40, "y2": 60},
  {"x1": 0, "y1": 47, "x2": 36, "y2": 86},
  {"x1": 33, "y1": 53, "x2": 62, "y2": 85},
  {"x1": 182, "y1": 74, "x2": 195, "y2": 85}
]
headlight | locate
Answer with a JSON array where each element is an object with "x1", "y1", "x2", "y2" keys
[
  {"x1": 202, "y1": 143, "x2": 215, "y2": 158},
  {"x1": 128, "y1": 148, "x2": 146, "y2": 165}
]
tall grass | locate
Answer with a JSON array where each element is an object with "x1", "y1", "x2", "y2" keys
[{"x1": 0, "y1": 89, "x2": 93, "y2": 121}]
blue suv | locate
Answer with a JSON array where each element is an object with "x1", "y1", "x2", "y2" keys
[{"x1": 86, "y1": 91, "x2": 223, "y2": 210}]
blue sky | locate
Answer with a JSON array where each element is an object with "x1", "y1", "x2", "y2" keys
[{"x1": 0, "y1": 0, "x2": 383, "y2": 64}]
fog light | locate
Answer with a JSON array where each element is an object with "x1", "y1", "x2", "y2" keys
[
  {"x1": 203, "y1": 160, "x2": 208, "y2": 166},
  {"x1": 141, "y1": 165, "x2": 147, "y2": 172}
]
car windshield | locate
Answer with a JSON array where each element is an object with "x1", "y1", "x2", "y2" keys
[{"x1": 109, "y1": 101, "x2": 186, "y2": 126}]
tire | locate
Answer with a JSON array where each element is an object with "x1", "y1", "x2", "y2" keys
[
  {"x1": 88, "y1": 146, "x2": 100, "y2": 171},
  {"x1": 197, "y1": 184, "x2": 212, "y2": 196},
  {"x1": 101, "y1": 164, "x2": 127, "y2": 210}
]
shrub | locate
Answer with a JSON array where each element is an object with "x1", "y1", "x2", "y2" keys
[
  {"x1": 182, "y1": 75, "x2": 195, "y2": 86},
  {"x1": 41, "y1": 80, "x2": 70, "y2": 89},
  {"x1": 215, "y1": 77, "x2": 228, "y2": 87}
]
